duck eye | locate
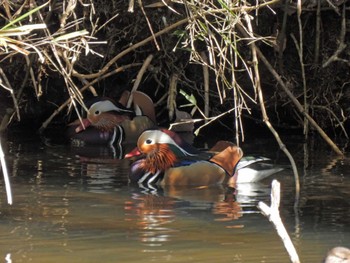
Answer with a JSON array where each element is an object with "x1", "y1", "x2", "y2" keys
[
  {"x1": 145, "y1": 139, "x2": 152, "y2": 144},
  {"x1": 94, "y1": 110, "x2": 100, "y2": 115}
]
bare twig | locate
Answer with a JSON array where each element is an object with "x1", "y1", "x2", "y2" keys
[
  {"x1": 295, "y1": 0, "x2": 309, "y2": 137},
  {"x1": 254, "y1": 46, "x2": 344, "y2": 156},
  {"x1": 127, "y1": 54, "x2": 154, "y2": 108},
  {"x1": 0, "y1": 138, "x2": 13, "y2": 205},
  {"x1": 314, "y1": 0, "x2": 321, "y2": 65},
  {"x1": 0, "y1": 67, "x2": 20, "y2": 121},
  {"x1": 128, "y1": 0, "x2": 135, "y2": 12},
  {"x1": 167, "y1": 73, "x2": 178, "y2": 120},
  {"x1": 138, "y1": 0, "x2": 160, "y2": 50},
  {"x1": 258, "y1": 180, "x2": 300, "y2": 263},
  {"x1": 241, "y1": 14, "x2": 300, "y2": 203},
  {"x1": 313, "y1": 105, "x2": 349, "y2": 139},
  {"x1": 72, "y1": 0, "x2": 281, "y2": 80},
  {"x1": 201, "y1": 51, "x2": 210, "y2": 119},
  {"x1": 322, "y1": 6, "x2": 347, "y2": 68}
]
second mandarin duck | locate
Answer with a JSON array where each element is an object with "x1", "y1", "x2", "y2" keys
[
  {"x1": 67, "y1": 91, "x2": 156, "y2": 146},
  {"x1": 127, "y1": 129, "x2": 284, "y2": 186}
]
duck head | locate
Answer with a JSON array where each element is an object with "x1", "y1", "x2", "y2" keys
[
  {"x1": 85, "y1": 100, "x2": 134, "y2": 132},
  {"x1": 134, "y1": 129, "x2": 199, "y2": 174}
]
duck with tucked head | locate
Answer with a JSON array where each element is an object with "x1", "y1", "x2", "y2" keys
[
  {"x1": 127, "y1": 129, "x2": 284, "y2": 187},
  {"x1": 67, "y1": 91, "x2": 156, "y2": 146}
]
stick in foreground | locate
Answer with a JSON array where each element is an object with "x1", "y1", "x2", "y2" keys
[
  {"x1": 258, "y1": 180, "x2": 300, "y2": 263},
  {"x1": 0, "y1": 138, "x2": 13, "y2": 205}
]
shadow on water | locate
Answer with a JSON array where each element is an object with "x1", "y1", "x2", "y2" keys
[{"x1": 0, "y1": 134, "x2": 349, "y2": 262}]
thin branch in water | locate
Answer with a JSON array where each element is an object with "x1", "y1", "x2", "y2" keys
[
  {"x1": 0, "y1": 138, "x2": 13, "y2": 205},
  {"x1": 258, "y1": 180, "x2": 300, "y2": 263}
]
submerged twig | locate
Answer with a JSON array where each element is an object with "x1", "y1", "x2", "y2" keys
[{"x1": 258, "y1": 180, "x2": 300, "y2": 263}]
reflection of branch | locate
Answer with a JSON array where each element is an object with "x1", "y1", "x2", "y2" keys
[{"x1": 258, "y1": 180, "x2": 300, "y2": 263}]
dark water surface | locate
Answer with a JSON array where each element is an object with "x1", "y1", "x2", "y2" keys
[{"x1": 0, "y1": 134, "x2": 349, "y2": 262}]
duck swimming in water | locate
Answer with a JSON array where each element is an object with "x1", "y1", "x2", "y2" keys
[
  {"x1": 67, "y1": 91, "x2": 156, "y2": 146},
  {"x1": 127, "y1": 129, "x2": 283, "y2": 187}
]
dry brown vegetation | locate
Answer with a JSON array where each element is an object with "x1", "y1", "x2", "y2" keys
[{"x1": 0, "y1": 0, "x2": 349, "y2": 155}]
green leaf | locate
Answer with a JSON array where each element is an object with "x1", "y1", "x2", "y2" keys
[
  {"x1": 180, "y1": 89, "x2": 197, "y2": 105},
  {"x1": 1, "y1": 2, "x2": 50, "y2": 31}
]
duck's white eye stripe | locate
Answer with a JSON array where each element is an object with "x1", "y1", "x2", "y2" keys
[
  {"x1": 141, "y1": 130, "x2": 197, "y2": 156},
  {"x1": 89, "y1": 100, "x2": 133, "y2": 114}
]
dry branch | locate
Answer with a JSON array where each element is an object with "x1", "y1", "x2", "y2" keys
[
  {"x1": 256, "y1": 48, "x2": 344, "y2": 156},
  {"x1": 127, "y1": 54, "x2": 154, "y2": 108},
  {"x1": 71, "y1": 0, "x2": 281, "y2": 80},
  {"x1": 241, "y1": 16, "x2": 300, "y2": 202},
  {"x1": 0, "y1": 138, "x2": 13, "y2": 205},
  {"x1": 322, "y1": 5, "x2": 348, "y2": 68},
  {"x1": 258, "y1": 180, "x2": 300, "y2": 263}
]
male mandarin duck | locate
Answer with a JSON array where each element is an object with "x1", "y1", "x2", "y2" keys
[
  {"x1": 127, "y1": 128, "x2": 243, "y2": 186},
  {"x1": 126, "y1": 129, "x2": 284, "y2": 187},
  {"x1": 67, "y1": 91, "x2": 156, "y2": 146}
]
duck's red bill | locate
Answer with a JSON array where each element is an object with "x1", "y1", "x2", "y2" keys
[
  {"x1": 75, "y1": 118, "x2": 92, "y2": 133},
  {"x1": 125, "y1": 147, "x2": 142, "y2": 158}
]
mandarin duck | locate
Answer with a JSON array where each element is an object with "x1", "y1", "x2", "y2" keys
[
  {"x1": 127, "y1": 129, "x2": 284, "y2": 187},
  {"x1": 67, "y1": 91, "x2": 156, "y2": 146},
  {"x1": 127, "y1": 128, "x2": 242, "y2": 186},
  {"x1": 323, "y1": 247, "x2": 350, "y2": 263}
]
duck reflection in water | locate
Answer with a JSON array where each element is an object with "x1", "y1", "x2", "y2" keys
[{"x1": 124, "y1": 185, "x2": 243, "y2": 250}]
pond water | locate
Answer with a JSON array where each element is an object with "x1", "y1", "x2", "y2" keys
[{"x1": 0, "y1": 132, "x2": 349, "y2": 262}]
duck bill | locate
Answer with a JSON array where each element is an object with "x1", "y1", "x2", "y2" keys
[
  {"x1": 125, "y1": 147, "x2": 142, "y2": 158},
  {"x1": 74, "y1": 118, "x2": 92, "y2": 133}
]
